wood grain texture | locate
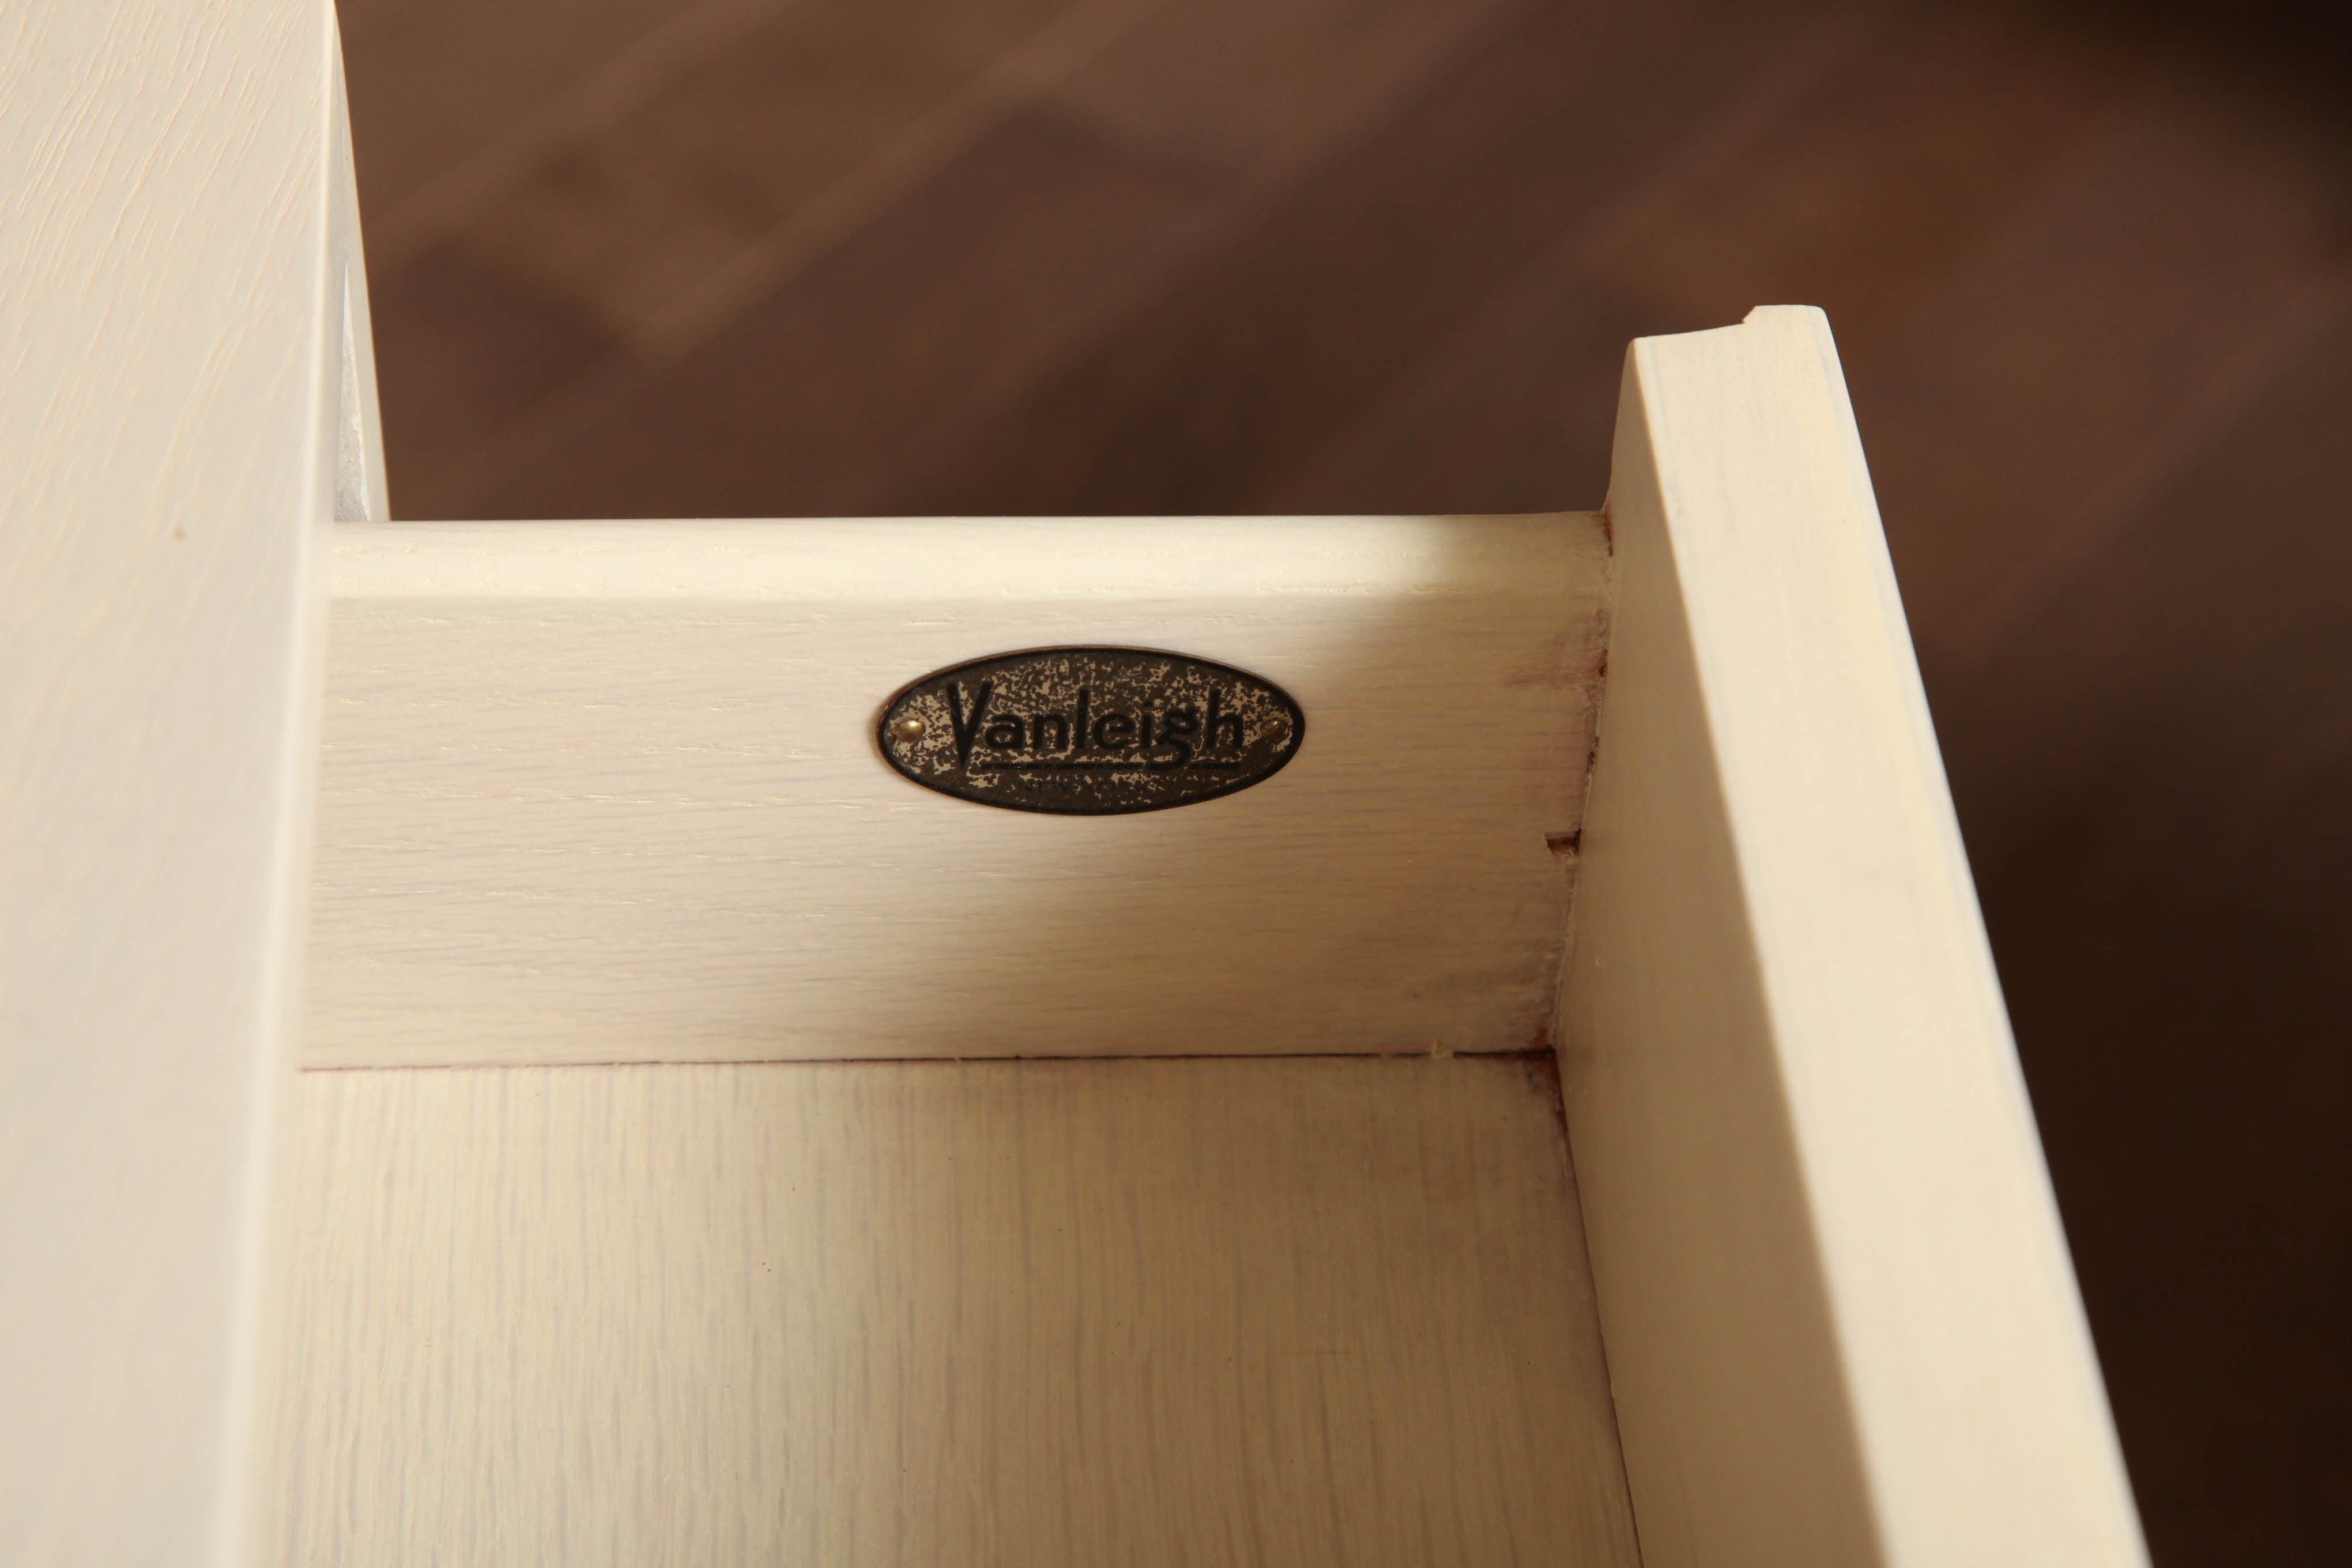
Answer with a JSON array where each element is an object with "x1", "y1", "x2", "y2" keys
[
  {"x1": 1559, "y1": 307, "x2": 2146, "y2": 1567},
  {"x1": 307, "y1": 514, "x2": 1608, "y2": 1066},
  {"x1": 437, "y1": 0, "x2": 1145, "y2": 353},
  {"x1": 881, "y1": 0, "x2": 1831, "y2": 521},
  {"x1": 1850, "y1": 70, "x2": 2352, "y2": 661},
  {"x1": 0, "y1": 3, "x2": 361, "y2": 1562},
  {"x1": 272, "y1": 1055, "x2": 1641, "y2": 1568},
  {"x1": 1934, "y1": 299, "x2": 2352, "y2": 1565}
]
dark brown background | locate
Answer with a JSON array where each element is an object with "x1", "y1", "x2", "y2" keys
[{"x1": 340, "y1": 0, "x2": 2351, "y2": 1558}]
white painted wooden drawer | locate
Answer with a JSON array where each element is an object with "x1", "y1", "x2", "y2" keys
[{"x1": 1, "y1": 9, "x2": 2144, "y2": 1566}]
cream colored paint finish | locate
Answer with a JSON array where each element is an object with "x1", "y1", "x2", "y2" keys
[
  {"x1": 307, "y1": 514, "x2": 1608, "y2": 1065},
  {"x1": 0, "y1": 3, "x2": 374, "y2": 1563},
  {"x1": 273, "y1": 1055, "x2": 1641, "y2": 1568},
  {"x1": 1559, "y1": 307, "x2": 2147, "y2": 1567},
  {"x1": 2, "y1": 50, "x2": 2142, "y2": 1553}
]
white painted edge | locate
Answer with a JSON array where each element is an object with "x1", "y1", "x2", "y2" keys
[
  {"x1": 1562, "y1": 306, "x2": 2147, "y2": 1568},
  {"x1": 327, "y1": 513, "x2": 1590, "y2": 600},
  {"x1": 0, "y1": 3, "x2": 357, "y2": 1562}
]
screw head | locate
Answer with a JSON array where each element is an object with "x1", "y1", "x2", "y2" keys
[{"x1": 888, "y1": 715, "x2": 926, "y2": 743}]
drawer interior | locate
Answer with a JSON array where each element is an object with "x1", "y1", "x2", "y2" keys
[
  {"x1": 265, "y1": 311, "x2": 2146, "y2": 1568},
  {"x1": 273, "y1": 1055, "x2": 1639, "y2": 1566},
  {"x1": 278, "y1": 512, "x2": 1630, "y2": 1562}
]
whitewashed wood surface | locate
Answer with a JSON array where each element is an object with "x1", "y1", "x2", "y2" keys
[
  {"x1": 1559, "y1": 307, "x2": 2148, "y2": 1568},
  {"x1": 0, "y1": 3, "x2": 370, "y2": 1563},
  {"x1": 308, "y1": 514, "x2": 1609, "y2": 1066},
  {"x1": 273, "y1": 1055, "x2": 1640, "y2": 1568},
  {"x1": 3, "y1": 6, "x2": 2147, "y2": 1553}
]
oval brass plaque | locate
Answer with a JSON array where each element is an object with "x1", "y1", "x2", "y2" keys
[{"x1": 878, "y1": 647, "x2": 1304, "y2": 815}]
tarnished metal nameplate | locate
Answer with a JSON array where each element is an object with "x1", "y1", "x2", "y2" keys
[{"x1": 879, "y1": 646, "x2": 1304, "y2": 815}]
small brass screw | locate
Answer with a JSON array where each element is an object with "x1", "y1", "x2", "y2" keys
[{"x1": 888, "y1": 716, "x2": 926, "y2": 742}]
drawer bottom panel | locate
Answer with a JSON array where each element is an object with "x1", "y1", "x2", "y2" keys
[{"x1": 273, "y1": 1055, "x2": 1637, "y2": 1567}]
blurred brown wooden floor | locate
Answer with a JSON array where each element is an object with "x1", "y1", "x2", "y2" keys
[{"x1": 340, "y1": 0, "x2": 2351, "y2": 1558}]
